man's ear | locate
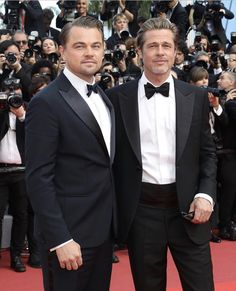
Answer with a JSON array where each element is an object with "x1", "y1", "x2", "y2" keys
[
  {"x1": 59, "y1": 45, "x2": 65, "y2": 60},
  {"x1": 137, "y1": 47, "x2": 142, "y2": 60}
]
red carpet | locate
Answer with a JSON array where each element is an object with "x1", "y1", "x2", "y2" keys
[{"x1": 1, "y1": 241, "x2": 236, "y2": 291}]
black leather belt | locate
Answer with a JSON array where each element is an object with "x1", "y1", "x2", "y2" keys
[
  {"x1": 0, "y1": 163, "x2": 25, "y2": 173},
  {"x1": 0, "y1": 163, "x2": 22, "y2": 167}
]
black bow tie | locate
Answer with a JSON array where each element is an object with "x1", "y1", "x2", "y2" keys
[
  {"x1": 87, "y1": 84, "x2": 98, "y2": 97},
  {"x1": 144, "y1": 82, "x2": 170, "y2": 99}
]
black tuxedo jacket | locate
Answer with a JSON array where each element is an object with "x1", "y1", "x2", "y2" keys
[
  {"x1": 170, "y1": 2, "x2": 188, "y2": 40},
  {"x1": 25, "y1": 73, "x2": 117, "y2": 250},
  {"x1": 107, "y1": 78, "x2": 217, "y2": 245},
  {"x1": 21, "y1": 0, "x2": 44, "y2": 37}
]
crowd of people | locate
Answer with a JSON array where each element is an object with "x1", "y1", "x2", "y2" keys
[{"x1": 0, "y1": 0, "x2": 236, "y2": 291}]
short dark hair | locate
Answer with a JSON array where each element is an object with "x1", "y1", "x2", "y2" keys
[
  {"x1": 59, "y1": 16, "x2": 104, "y2": 47},
  {"x1": 0, "y1": 40, "x2": 20, "y2": 54},
  {"x1": 189, "y1": 66, "x2": 209, "y2": 83},
  {"x1": 43, "y1": 8, "x2": 54, "y2": 21},
  {"x1": 137, "y1": 17, "x2": 178, "y2": 50}
]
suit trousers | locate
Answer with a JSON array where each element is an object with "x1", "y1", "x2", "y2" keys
[
  {"x1": 127, "y1": 183, "x2": 214, "y2": 291},
  {"x1": 219, "y1": 153, "x2": 236, "y2": 228},
  {"x1": 41, "y1": 237, "x2": 113, "y2": 291},
  {"x1": 0, "y1": 172, "x2": 28, "y2": 258}
]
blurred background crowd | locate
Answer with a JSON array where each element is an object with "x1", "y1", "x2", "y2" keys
[{"x1": 0, "y1": 0, "x2": 236, "y2": 273}]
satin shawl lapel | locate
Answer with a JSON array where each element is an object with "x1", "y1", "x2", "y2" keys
[
  {"x1": 175, "y1": 79, "x2": 195, "y2": 163},
  {"x1": 118, "y1": 79, "x2": 142, "y2": 165},
  {"x1": 96, "y1": 85, "x2": 115, "y2": 163},
  {"x1": 57, "y1": 73, "x2": 109, "y2": 158}
]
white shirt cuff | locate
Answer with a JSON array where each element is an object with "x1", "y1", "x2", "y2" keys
[
  {"x1": 50, "y1": 239, "x2": 73, "y2": 252},
  {"x1": 194, "y1": 193, "x2": 214, "y2": 209},
  {"x1": 213, "y1": 104, "x2": 223, "y2": 116},
  {"x1": 213, "y1": 67, "x2": 222, "y2": 75}
]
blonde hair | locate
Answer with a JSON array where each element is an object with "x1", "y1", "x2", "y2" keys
[
  {"x1": 137, "y1": 17, "x2": 178, "y2": 50},
  {"x1": 112, "y1": 13, "x2": 128, "y2": 25}
]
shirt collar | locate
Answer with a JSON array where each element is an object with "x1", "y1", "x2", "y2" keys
[{"x1": 63, "y1": 67, "x2": 95, "y2": 97}]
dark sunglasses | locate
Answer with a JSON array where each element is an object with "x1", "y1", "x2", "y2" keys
[{"x1": 16, "y1": 40, "x2": 28, "y2": 45}]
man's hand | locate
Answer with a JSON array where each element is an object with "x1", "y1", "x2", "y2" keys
[
  {"x1": 56, "y1": 240, "x2": 83, "y2": 271},
  {"x1": 10, "y1": 105, "x2": 25, "y2": 119},
  {"x1": 189, "y1": 197, "x2": 213, "y2": 224},
  {"x1": 208, "y1": 92, "x2": 219, "y2": 109},
  {"x1": 226, "y1": 89, "x2": 236, "y2": 101}
]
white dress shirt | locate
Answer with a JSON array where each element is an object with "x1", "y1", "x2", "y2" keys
[
  {"x1": 139, "y1": 73, "x2": 213, "y2": 206},
  {"x1": 0, "y1": 112, "x2": 22, "y2": 164},
  {"x1": 138, "y1": 73, "x2": 176, "y2": 184}
]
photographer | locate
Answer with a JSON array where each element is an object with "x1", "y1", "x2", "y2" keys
[
  {"x1": 106, "y1": 13, "x2": 130, "y2": 50},
  {"x1": 0, "y1": 80, "x2": 28, "y2": 272},
  {"x1": 4, "y1": 0, "x2": 44, "y2": 37},
  {"x1": 150, "y1": 0, "x2": 188, "y2": 40},
  {"x1": 100, "y1": 0, "x2": 139, "y2": 37},
  {"x1": 56, "y1": 0, "x2": 96, "y2": 29},
  {"x1": 210, "y1": 70, "x2": 236, "y2": 240},
  {"x1": 42, "y1": 8, "x2": 60, "y2": 45},
  {"x1": 0, "y1": 40, "x2": 31, "y2": 101},
  {"x1": 95, "y1": 61, "x2": 115, "y2": 91},
  {"x1": 110, "y1": 42, "x2": 141, "y2": 82},
  {"x1": 12, "y1": 30, "x2": 29, "y2": 61},
  {"x1": 199, "y1": 0, "x2": 234, "y2": 49}
]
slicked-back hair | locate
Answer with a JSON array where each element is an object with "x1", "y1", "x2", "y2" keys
[
  {"x1": 59, "y1": 16, "x2": 104, "y2": 47},
  {"x1": 137, "y1": 17, "x2": 178, "y2": 50}
]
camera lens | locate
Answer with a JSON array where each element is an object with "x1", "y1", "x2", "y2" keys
[
  {"x1": 5, "y1": 52, "x2": 17, "y2": 64},
  {"x1": 8, "y1": 93, "x2": 23, "y2": 108}
]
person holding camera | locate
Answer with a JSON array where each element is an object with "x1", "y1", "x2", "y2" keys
[
  {"x1": 12, "y1": 30, "x2": 29, "y2": 61},
  {"x1": 210, "y1": 70, "x2": 236, "y2": 241},
  {"x1": 42, "y1": 8, "x2": 60, "y2": 45},
  {"x1": 106, "y1": 13, "x2": 130, "y2": 50},
  {"x1": 56, "y1": 0, "x2": 96, "y2": 29},
  {"x1": 0, "y1": 40, "x2": 32, "y2": 101},
  {"x1": 41, "y1": 37, "x2": 60, "y2": 75},
  {"x1": 198, "y1": 0, "x2": 234, "y2": 49},
  {"x1": 100, "y1": 0, "x2": 139, "y2": 37},
  {"x1": 0, "y1": 81, "x2": 28, "y2": 272},
  {"x1": 4, "y1": 0, "x2": 44, "y2": 37},
  {"x1": 150, "y1": 0, "x2": 188, "y2": 40}
]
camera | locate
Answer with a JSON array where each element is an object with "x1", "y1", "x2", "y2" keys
[
  {"x1": 101, "y1": 71, "x2": 112, "y2": 85},
  {"x1": 202, "y1": 86, "x2": 226, "y2": 98},
  {"x1": 104, "y1": 50, "x2": 112, "y2": 62},
  {"x1": 24, "y1": 45, "x2": 42, "y2": 59},
  {"x1": 231, "y1": 32, "x2": 236, "y2": 45},
  {"x1": 47, "y1": 52, "x2": 59, "y2": 64},
  {"x1": 205, "y1": 0, "x2": 224, "y2": 20},
  {"x1": 5, "y1": 52, "x2": 17, "y2": 64},
  {"x1": 5, "y1": 0, "x2": 20, "y2": 30},
  {"x1": 57, "y1": 0, "x2": 76, "y2": 9},
  {"x1": 0, "y1": 78, "x2": 23, "y2": 110},
  {"x1": 119, "y1": 30, "x2": 130, "y2": 42},
  {"x1": 127, "y1": 46, "x2": 136, "y2": 59},
  {"x1": 195, "y1": 31, "x2": 202, "y2": 43},
  {"x1": 0, "y1": 89, "x2": 23, "y2": 110},
  {"x1": 207, "y1": 0, "x2": 223, "y2": 12},
  {"x1": 211, "y1": 39, "x2": 220, "y2": 52},
  {"x1": 113, "y1": 46, "x2": 124, "y2": 62},
  {"x1": 57, "y1": 0, "x2": 76, "y2": 22}
]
